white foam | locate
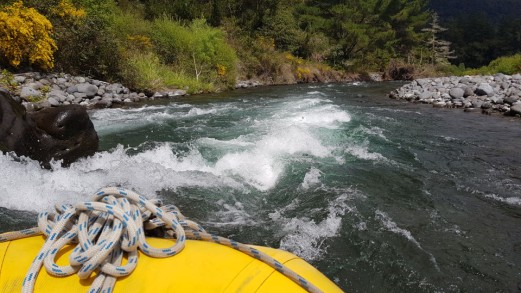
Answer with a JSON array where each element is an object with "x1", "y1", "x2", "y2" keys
[
  {"x1": 284, "y1": 105, "x2": 351, "y2": 128},
  {"x1": 345, "y1": 144, "x2": 387, "y2": 161},
  {"x1": 0, "y1": 145, "x2": 246, "y2": 213},
  {"x1": 91, "y1": 103, "x2": 237, "y2": 135},
  {"x1": 184, "y1": 107, "x2": 217, "y2": 117},
  {"x1": 360, "y1": 126, "x2": 388, "y2": 141},
  {"x1": 1, "y1": 95, "x2": 353, "y2": 211},
  {"x1": 483, "y1": 193, "x2": 521, "y2": 207},
  {"x1": 273, "y1": 194, "x2": 351, "y2": 260},
  {"x1": 301, "y1": 167, "x2": 322, "y2": 190}
]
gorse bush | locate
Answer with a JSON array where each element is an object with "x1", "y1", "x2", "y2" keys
[{"x1": 0, "y1": 1, "x2": 57, "y2": 70}]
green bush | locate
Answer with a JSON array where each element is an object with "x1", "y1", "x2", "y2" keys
[
  {"x1": 476, "y1": 54, "x2": 521, "y2": 75},
  {"x1": 443, "y1": 54, "x2": 521, "y2": 76},
  {"x1": 150, "y1": 17, "x2": 237, "y2": 88},
  {"x1": 118, "y1": 51, "x2": 214, "y2": 93}
]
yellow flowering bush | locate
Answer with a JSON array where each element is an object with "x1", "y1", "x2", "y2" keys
[
  {"x1": 52, "y1": 0, "x2": 86, "y2": 19},
  {"x1": 216, "y1": 64, "x2": 226, "y2": 77},
  {"x1": 296, "y1": 66, "x2": 312, "y2": 79},
  {"x1": 0, "y1": 1, "x2": 57, "y2": 70},
  {"x1": 127, "y1": 35, "x2": 153, "y2": 51}
]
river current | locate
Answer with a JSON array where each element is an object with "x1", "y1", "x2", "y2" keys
[{"x1": 1, "y1": 82, "x2": 520, "y2": 292}]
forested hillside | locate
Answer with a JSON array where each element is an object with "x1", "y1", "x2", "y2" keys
[
  {"x1": 0, "y1": 0, "x2": 519, "y2": 92},
  {"x1": 428, "y1": 0, "x2": 521, "y2": 23},
  {"x1": 429, "y1": 0, "x2": 521, "y2": 68}
]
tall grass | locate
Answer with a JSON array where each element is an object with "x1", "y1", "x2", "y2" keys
[{"x1": 119, "y1": 51, "x2": 214, "y2": 93}]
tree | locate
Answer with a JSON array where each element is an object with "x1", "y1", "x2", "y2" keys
[
  {"x1": 422, "y1": 13, "x2": 455, "y2": 65},
  {"x1": 0, "y1": 1, "x2": 57, "y2": 70},
  {"x1": 292, "y1": 0, "x2": 430, "y2": 70}
]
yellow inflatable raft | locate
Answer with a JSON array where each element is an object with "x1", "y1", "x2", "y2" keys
[{"x1": 0, "y1": 235, "x2": 343, "y2": 292}]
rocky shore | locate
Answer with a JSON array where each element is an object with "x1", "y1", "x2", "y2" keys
[
  {"x1": 389, "y1": 74, "x2": 521, "y2": 117},
  {"x1": 1, "y1": 72, "x2": 188, "y2": 111}
]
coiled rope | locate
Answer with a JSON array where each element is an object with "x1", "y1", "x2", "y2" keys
[{"x1": 0, "y1": 187, "x2": 323, "y2": 293}]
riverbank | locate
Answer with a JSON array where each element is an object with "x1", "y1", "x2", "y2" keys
[
  {"x1": 0, "y1": 70, "x2": 365, "y2": 111},
  {"x1": 1, "y1": 71, "x2": 187, "y2": 111},
  {"x1": 389, "y1": 74, "x2": 521, "y2": 117}
]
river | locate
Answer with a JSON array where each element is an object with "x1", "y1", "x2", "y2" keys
[{"x1": 1, "y1": 82, "x2": 520, "y2": 292}]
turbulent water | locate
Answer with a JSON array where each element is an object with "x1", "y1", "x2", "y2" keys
[{"x1": 1, "y1": 82, "x2": 520, "y2": 292}]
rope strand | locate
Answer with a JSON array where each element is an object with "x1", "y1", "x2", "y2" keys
[{"x1": 0, "y1": 187, "x2": 323, "y2": 293}]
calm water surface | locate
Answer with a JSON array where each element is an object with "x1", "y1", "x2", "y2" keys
[{"x1": 1, "y1": 82, "x2": 520, "y2": 292}]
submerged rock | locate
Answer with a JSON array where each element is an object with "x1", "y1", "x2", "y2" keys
[{"x1": 0, "y1": 89, "x2": 98, "y2": 167}]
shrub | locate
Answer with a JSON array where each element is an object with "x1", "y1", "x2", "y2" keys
[
  {"x1": 118, "y1": 50, "x2": 214, "y2": 93},
  {"x1": 151, "y1": 17, "x2": 237, "y2": 88},
  {"x1": 477, "y1": 54, "x2": 521, "y2": 75},
  {"x1": 54, "y1": 1, "x2": 121, "y2": 80},
  {"x1": 0, "y1": 1, "x2": 57, "y2": 70}
]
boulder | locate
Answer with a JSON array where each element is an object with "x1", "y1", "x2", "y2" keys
[
  {"x1": 481, "y1": 102, "x2": 493, "y2": 109},
  {"x1": 449, "y1": 88, "x2": 465, "y2": 99},
  {"x1": 463, "y1": 87, "x2": 474, "y2": 97},
  {"x1": 76, "y1": 83, "x2": 98, "y2": 97},
  {"x1": 0, "y1": 89, "x2": 98, "y2": 168},
  {"x1": 504, "y1": 96, "x2": 518, "y2": 105},
  {"x1": 48, "y1": 89, "x2": 68, "y2": 102},
  {"x1": 475, "y1": 83, "x2": 494, "y2": 96},
  {"x1": 20, "y1": 87, "x2": 42, "y2": 99},
  {"x1": 47, "y1": 97, "x2": 60, "y2": 107},
  {"x1": 509, "y1": 104, "x2": 521, "y2": 116}
]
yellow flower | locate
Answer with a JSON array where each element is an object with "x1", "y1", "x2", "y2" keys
[{"x1": 0, "y1": 1, "x2": 57, "y2": 70}]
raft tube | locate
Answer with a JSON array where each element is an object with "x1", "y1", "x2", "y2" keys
[{"x1": 0, "y1": 236, "x2": 343, "y2": 292}]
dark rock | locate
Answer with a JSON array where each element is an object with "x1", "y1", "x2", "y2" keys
[
  {"x1": 0, "y1": 89, "x2": 98, "y2": 168},
  {"x1": 482, "y1": 108, "x2": 492, "y2": 115}
]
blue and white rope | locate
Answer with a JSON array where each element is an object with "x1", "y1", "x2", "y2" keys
[{"x1": 0, "y1": 187, "x2": 322, "y2": 293}]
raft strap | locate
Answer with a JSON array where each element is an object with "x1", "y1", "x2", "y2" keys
[{"x1": 0, "y1": 187, "x2": 323, "y2": 293}]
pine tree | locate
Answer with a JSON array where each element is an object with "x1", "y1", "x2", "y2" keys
[{"x1": 422, "y1": 13, "x2": 456, "y2": 65}]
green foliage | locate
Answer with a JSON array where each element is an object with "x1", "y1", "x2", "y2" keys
[
  {"x1": 118, "y1": 51, "x2": 214, "y2": 93},
  {"x1": 17, "y1": 0, "x2": 121, "y2": 79},
  {"x1": 0, "y1": 69, "x2": 16, "y2": 89},
  {"x1": 443, "y1": 54, "x2": 521, "y2": 76},
  {"x1": 260, "y1": 5, "x2": 305, "y2": 53},
  {"x1": 150, "y1": 17, "x2": 237, "y2": 88},
  {"x1": 292, "y1": 0, "x2": 430, "y2": 71},
  {"x1": 472, "y1": 54, "x2": 521, "y2": 75}
]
